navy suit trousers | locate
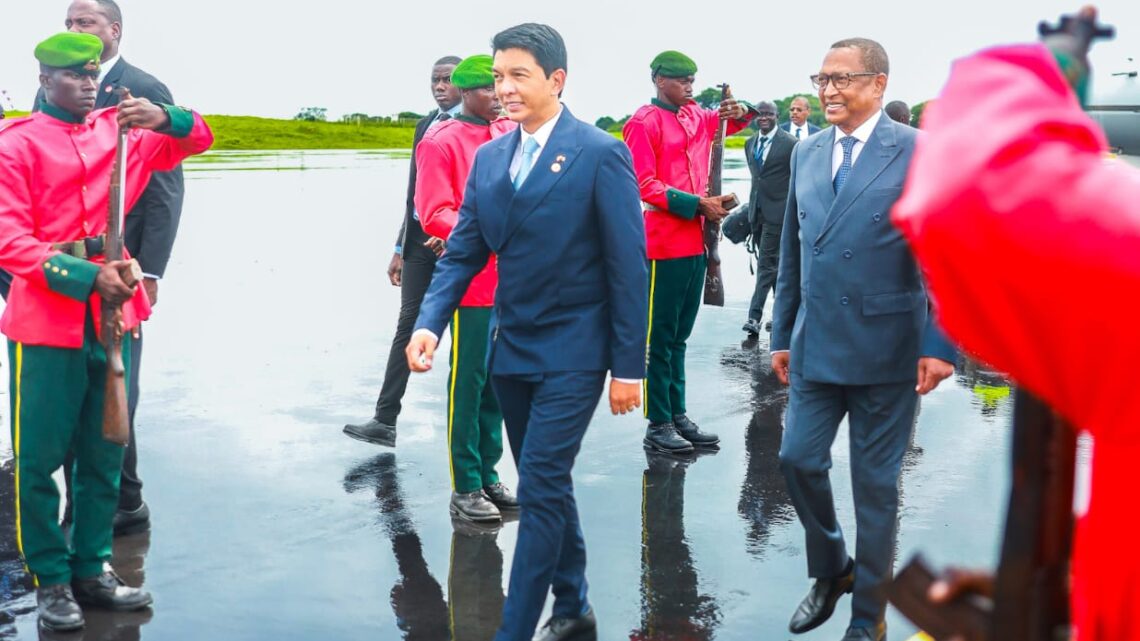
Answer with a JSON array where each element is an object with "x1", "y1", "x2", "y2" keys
[
  {"x1": 491, "y1": 370, "x2": 606, "y2": 641},
  {"x1": 778, "y1": 373, "x2": 918, "y2": 626}
]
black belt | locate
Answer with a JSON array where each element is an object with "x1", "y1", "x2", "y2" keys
[{"x1": 52, "y1": 234, "x2": 106, "y2": 259}]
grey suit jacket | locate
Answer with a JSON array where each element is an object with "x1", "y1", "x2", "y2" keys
[
  {"x1": 771, "y1": 113, "x2": 955, "y2": 385},
  {"x1": 744, "y1": 128, "x2": 796, "y2": 228},
  {"x1": 35, "y1": 58, "x2": 186, "y2": 278}
]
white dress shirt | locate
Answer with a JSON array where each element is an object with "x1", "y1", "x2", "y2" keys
[
  {"x1": 97, "y1": 53, "x2": 121, "y2": 85},
  {"x1": 831, "y1": 110, "x2": 882, "y2": 178},
  {"x1": 791, "y1": 122, "x2": 809, "y2": 140}
]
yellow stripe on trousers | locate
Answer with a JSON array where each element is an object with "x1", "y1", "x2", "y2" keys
[
  {"x1": 13, "y1": 343, "x2": 35, "y2": 587},
  {"x1": 643, "y1": 260, "x2": 657, "y2": 419},
  {"x1": 447, "y1": 310, "x2": 459, "y2": 491}
]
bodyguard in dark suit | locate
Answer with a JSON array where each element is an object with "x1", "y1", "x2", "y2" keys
[
  {"x1": 407, "y1": 23, "x2": 647, "y2": 641},
  {"x1": 23, "y1": 0, "x2": 189, "y2": 535},
  {"x1": 343, "y1": 56, "x2": 461, "y2": 447},
  {"x1": 770, "y1": 39, "x2": 956, "y2": 641},
  {"x1": 742, "y1": 101, "x2": 796, "y2": 336},
  {"x1": 780, "y1": 95, "x2": 823, "y2": 140}
]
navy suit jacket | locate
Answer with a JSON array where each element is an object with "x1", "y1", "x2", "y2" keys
[
  {"x1": 415, "y1": 108, "x2": 648, "y2": 379},
  {"x1": 771, "y1": 113, "x2": 955, "y2": 385},
  {"x1": 780, "y1": 121, "x2": 822, "y2": 138}
]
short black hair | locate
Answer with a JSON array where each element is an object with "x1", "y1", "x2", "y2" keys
[
  {"x1": 491, "y1": 23, "x2": 567, "y2": 78},
  {"x1": 434, "y1": 56, "x2": 461, "y2": 67},
  {"x1": 885, "y1": 100, "x2": 910, "y2": 124},
  {"x1": 830, "y1": 37, "x2": 889, "y2": 75},
  {"x1": 94, "y1": 0, "x2": 123, "y2": 27}
]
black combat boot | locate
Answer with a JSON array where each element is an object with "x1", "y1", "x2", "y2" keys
[
  {"x1": 450, "y1": 490, "x2": 502, "y2": 523},
  {"x1": 643, "y1": 422, "x2": 694, "y2": 455},
  {"x1": 71, "y1": 570, "x2": 153, "y2": 611},
  {"x1": 37, "y1": 584, "x2": 85, "y2": 632}
]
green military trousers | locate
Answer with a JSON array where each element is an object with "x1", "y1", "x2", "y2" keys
[
  {"x1": 9, "y1": 320, "x2": 129, "y2": 587},
  {"x1": 447, "y1": 307, "x2": 503, "y2": 494},
  {"x1": 645, "y1": 255, "x2": 706, "y2": 424}
]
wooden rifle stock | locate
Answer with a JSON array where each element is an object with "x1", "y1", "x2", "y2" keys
[
  {"x1": 101, "y1": 115, "x2": 131, "y2": 446},
  {"x1": 702, "y1": 83, "x2": 730, "y2": 306}
]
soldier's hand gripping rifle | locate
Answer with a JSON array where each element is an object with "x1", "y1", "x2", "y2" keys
[
  {"x1": 887, "y1": 9, "x2": 1113, "y2": 640},
  {"x1": 703, "y1": 83, "x2": 737, "y2": 307},
  {"x1": 102, "y1": 88, "x2": 142, "y2": 446}
]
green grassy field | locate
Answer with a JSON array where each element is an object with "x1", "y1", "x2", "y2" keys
[{"x1": 4, "y1": 111, "x2": 752, "y2": 150}]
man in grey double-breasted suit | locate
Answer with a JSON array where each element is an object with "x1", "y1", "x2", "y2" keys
[{"x1": 770, "y1": 38, "x2": 956, "y2": 641}]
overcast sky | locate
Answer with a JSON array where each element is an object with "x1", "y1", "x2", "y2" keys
[{"x1": 2, "y1": 1, "x2": 1137, "y2": 121}]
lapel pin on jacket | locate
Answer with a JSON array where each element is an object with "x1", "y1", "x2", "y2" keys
[{"x1": 551, "y1": 154, "x2": 566, "y2": 173}]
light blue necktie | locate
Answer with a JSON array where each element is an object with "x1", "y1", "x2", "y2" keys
[
  {"x1": 513, "y1": 137, "x2": 540, "y2": 191},
  {"x1": 833, "y1": 136, "x2": 857, "y2": 193}
]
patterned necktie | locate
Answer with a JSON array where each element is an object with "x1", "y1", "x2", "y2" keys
[
  {"x1": 795, "y1": 126, "x2": 803, "y2": 140},
  {"x1": 833, "y1": 136, "x2": 857, "y2": 193},
  {"x1": 513, "y1": 136, "x2": 540, "y2": 190},
  {"x1": 754, "y1": 136, "x2": 769, "y2": 163}
]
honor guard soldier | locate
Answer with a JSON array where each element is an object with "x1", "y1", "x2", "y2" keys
[
  {"x1": 0, "y1": 33, "x2": 213, "y2": 632},
  {"x1": 623, "y1": 50, "x2": 754, "y2": 455},
  {"x1": 413, "y1": 54, "x2": 519, "y2": 524}
]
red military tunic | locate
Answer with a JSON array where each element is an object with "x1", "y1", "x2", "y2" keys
[
  {"x1": 892, "y1": 44, "x2": 1140, "y2": 641},
  {"x1": 414, "y1": 115, "x2": 516, "y2": 307},
  {"x1": 0, "y1": 104, "x2": 213, "y2": 348},
  {"x1": 623, "y1": 99, "x2": 752, "y2": 260}
]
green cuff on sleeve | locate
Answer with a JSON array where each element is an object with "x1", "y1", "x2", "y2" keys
[
  {"x1": 160, "y1": 104, "x2": 194, "y2": 138},
  {"x1": 43, "y1": 254, "x2": 100, "y2": 301},
  {"x1": 666, "y1": 188, "x2": 701, "y2": 219}
]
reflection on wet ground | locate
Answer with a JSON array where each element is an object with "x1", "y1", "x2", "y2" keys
[{"x1": 1, "y1": 150, "x2": 1017, "y2": 640}]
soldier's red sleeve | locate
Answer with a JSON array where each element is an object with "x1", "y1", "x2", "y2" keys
[
  {"x1": 414, "y1": 136, "x2": 460, "y2": 240},
  {"x1": 701, "y1": 104, "x2": 755, "y2": 137},
  {"x1": 133, "y1": 106, "x2": 214, "y2": 172},
  {"x1": 892, "y1": 43, "x2": 1140, "y2": 440},
  {"x1": 622, "y1": 114, "x2": 671, "y2": 212},
  {"x1": 0, "y1": 143, "x2": 99, "y2": 300}
]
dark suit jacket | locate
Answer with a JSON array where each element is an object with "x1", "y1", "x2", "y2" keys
[
  {"x1": 397, "y1": 109, "x2": 441, "y2": 255},
  {"x1": 771, "y1": 114, "x2": 955, "y2": 385},
  {"x1": 34, "y1": 58, "x2": 186, "y2": 278},
  {"x1": 779, "y1": 121, "x2": 821, "y2": 138},
  {"x1": 415, "y1": 108, "x2": 648, "y2": 378},
  {"x1": 743, "y1": 128, "x2": 796, "y2": 228}
]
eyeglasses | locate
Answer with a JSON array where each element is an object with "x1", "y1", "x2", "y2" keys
[{"x1": 810, "y1": 72, "x2": 879, "y2": 90}]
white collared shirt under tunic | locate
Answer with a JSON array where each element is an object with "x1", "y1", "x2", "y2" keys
[
  {"x1": 509, "y1": 105, "x2": 564, "y2": 181},
  {"x1": 831, "y1": 110, "x2": 882, "y2": 178}
]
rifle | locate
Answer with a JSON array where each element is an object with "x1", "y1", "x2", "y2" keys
[
  {"x1": 102, "y1": 90, "x2": 141, "y2": 446},
  {"x1": 888, "y1": 11, "x2": 1112, "y2": 639},
  {"x1": 703, "y1": 83, "x2": 732, "y2": 307}
]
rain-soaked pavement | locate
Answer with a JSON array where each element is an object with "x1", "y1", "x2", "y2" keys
[{"x1": 1, "y1": 147, "x2": 1065, "y2": 640}]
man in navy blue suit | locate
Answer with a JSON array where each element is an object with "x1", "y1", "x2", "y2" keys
[
  {"x1": 770, "y1": 38, "x2": 956, "y2": 641},
  {"x1": 780, "y1": 96, "x2": 823, "y2": 140},
  {"x1": 407, "y1": 23, "x2": 648, "y2": 641}
]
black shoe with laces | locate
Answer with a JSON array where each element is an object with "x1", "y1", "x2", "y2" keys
[
  {"x1": 71, "y1": 570, "x2": 153, "y2": 611},
  {"x1": 643, "y1": 422, "x2": 694, "y2": 455},
  {"x1": 36, "y1": 584, "x2": 85, "y2": 632},
  {"x1": 672, "y1": 414, "x2": 720, "y2": 448}
]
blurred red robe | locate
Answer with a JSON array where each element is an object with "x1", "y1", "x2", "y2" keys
[{"x1": 893, "y1": 43, "x2": 1140, "y2": 641}]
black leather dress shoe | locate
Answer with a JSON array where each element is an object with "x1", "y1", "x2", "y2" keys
[
  {"x1": 742, "y1": 318, "x2": 762, "y2": 336},
  {"x1": 113, "y1": 501, "x2": 150, "y2": 537},
  {"x1": 72, "y1": 570, "x2": 153, "y2": 611},
  {"x1": 343, "y1": 418, "x2": 396, "y2": 447},
  {"x1": 841, "y1": 622, "x2": 886, "y2": 641},
  {"x1": 37, "y1": 584, "x2": 85, "y2": 632},
  {"x1": 533, "y1": 607, "x2": 597, "y2": 641},
  {"x1": 644, "y1": 422, "x2": 694, "y2": 455},
  {"x1": 483, "y1": 482, "x2": 520, "y2": 512},
  {"x1": 788, "y1": 558, "x2": 855, "y2": 634},
  {"x1": 450, "y1": 491, "x2": 502, "y2": 523},
  {"x1": 672, "y1": 415, "x2": 720, "y2": 448}
]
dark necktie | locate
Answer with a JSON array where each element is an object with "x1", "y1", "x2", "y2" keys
[
  {"x1": 795, "y1": 126, "x2": 803, "y2": 140},
  {"x1": 833, "y1": 136, "x2": 857, "y2": 193},
  {"x1": 754, "y1": 136, "x2": 769, "y2": 163}
]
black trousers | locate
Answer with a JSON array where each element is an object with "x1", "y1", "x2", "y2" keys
[
  {"x1": 748, "y1": 223, "x2": 783, "y2": 323},
  {"x1": 374, "y1": 241, "x2": 437, "y2": 425}
]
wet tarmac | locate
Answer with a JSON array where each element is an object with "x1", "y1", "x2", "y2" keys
[{"x1": 0, "y1": 149, "x2": 1025, "y2": 640}]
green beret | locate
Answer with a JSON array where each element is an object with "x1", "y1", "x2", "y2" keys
[
  {"x1": 651, "y1": 50, "x2": 697, "y2": 78},
  {"x1": 451, "y1": 54, "x2": 495, "y2": 89},
  {"x1": 35, "y1": 32, "x2": 102, "y2": 76}
]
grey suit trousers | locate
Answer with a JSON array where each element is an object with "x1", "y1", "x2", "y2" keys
[
  {"x1": 748, "y1": 223, "x2": 782, "y2": 322},
  {"x1": 778, "y1": 373, "x2": 918, "y2": 625}
]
